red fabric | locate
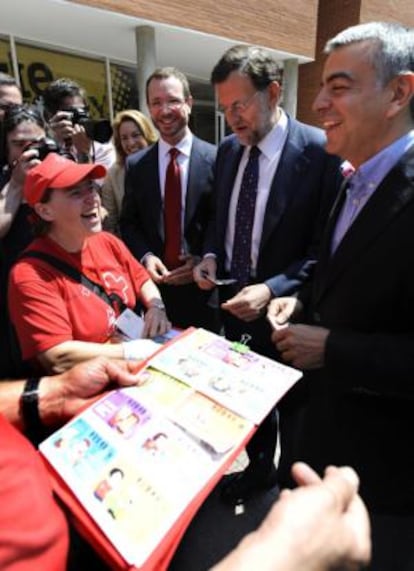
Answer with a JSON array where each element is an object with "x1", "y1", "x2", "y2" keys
[
  {"x1": 43, "y1": 330, "x2": 257, "y2": 570},
  {"x1": 24, "y1": 153, "x2": 106, "y2": 207},
  {"x1": 0, "y1": 414, "x2": 68, "y2": 571},
  {"x1": 9, "y1": 232, "x2": 150, "y2": 360},
  {"x1": 163, "y1": 148, "x2": 182, "y2": 270}
]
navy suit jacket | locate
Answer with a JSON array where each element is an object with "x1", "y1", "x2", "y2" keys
[
  {"x1": 282, "y1": 145, "x2": 414, "y2": 512},
  {"x1": 205, "y1": 116, "x2": 341, "y2": 297},
  {"x1": 120, "y1": 136, "x2": 216, "y2": 262}
]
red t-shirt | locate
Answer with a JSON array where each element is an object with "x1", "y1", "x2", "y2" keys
[
  {"x1": 0, "y1": 414, "x2": 68, "y2": 570},
  {"x1": 9, "y1": 232, "x2": 150, "y2": 360}
]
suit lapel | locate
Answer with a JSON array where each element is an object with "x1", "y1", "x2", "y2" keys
[
  {"x1": 143, "y1": 144, "x2": 163, "y2": 239},
  {"x1": 314, "y1": 150, "x2": 414, "y2": 302},
  {"x1": 259, "y1": 122, "x2": 311, "y2": 251},
  {"x1": 185, "y1": 138, "x2": 202, "y2": 229},
  {"x1": 217, "y1": 141, "x2": 244, "y2": 243},
  {"x1": 312, "y1": 177, "x2": 348, "y2": 299}
]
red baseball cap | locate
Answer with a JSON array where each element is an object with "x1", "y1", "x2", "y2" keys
[{"x1": 24, "y1": 153, "x2": 107, "y2": 206}]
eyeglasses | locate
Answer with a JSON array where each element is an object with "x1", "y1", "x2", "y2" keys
[
  {"x1": 148, "y1": 99, "x2": 187, "y2": 112},
  {"x1": 218, "y1": 90, "x2": 262, "y2": 116}
]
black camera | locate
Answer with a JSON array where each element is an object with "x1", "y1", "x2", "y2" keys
[
  {"x1": 66, "y1": 106, "x2": 112, "y2": 144},
  {"x1": 25, "y1": 137, "x2": 60, "y2": 160}
]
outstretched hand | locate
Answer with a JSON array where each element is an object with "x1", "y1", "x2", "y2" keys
[
  {"x1": 221, "y1": 284, "x2": 272, "y2": 322},
  {"x1": 212, "y1": 462, "x2": 371, "y2": 571},
  {"x1": 44, "y1": 357, "x2": 141, "y2": 424},
  {"x1": 193, "y1": 257, "x2": 217, "y2": 290},
  {"x1": 261, "y1": 463, "x2": 371, "y2": 571}
]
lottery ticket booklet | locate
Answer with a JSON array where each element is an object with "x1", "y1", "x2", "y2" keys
[{"x1": 40, "y1": 328, "x2": 302, "y2": 570}]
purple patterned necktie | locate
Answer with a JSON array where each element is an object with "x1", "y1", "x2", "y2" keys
[{"x1": 230, "y1": 145, "x2": 261, "y2": 287}]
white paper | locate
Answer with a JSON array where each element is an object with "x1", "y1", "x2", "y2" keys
[{"x1": 115, "y1": 308, "x2": 144, "y2": 340}]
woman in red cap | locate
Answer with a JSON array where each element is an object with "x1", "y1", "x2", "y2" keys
[{"x1": 8, "y1": 153, "x2": 170, "y2": 374}]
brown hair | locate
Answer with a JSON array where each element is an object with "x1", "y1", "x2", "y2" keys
[
  {"x1": 145, "y1": 67, "x2": 191, "y2": 102},
  {"x1": 211, "y1": 45, "x2": 282, "y2": 89},
  {"x1": 31, "y1": 187, "x2": 54, "y2": 237}
]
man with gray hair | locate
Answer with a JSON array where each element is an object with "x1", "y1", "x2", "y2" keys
[{"x1": 268, "y1": 22, "x2": 414, "y2": 569}]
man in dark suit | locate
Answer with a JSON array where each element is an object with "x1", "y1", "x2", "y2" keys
[
  {"x1": 269, "y1": 22, "x2": 414, "y2": 570},
  {"x1": 120, "y1": 67, "x2": 218, "y2": 330},
  {"x1": 194, "y1": 45, "x2": 340, "y2": 502}
]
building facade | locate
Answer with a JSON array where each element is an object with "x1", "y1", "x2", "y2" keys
[{"x1": 2, "y1": 0, "x2": 413, "y2": 142}]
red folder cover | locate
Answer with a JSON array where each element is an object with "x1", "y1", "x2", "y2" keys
[
  {"x1": 40, "y1": 327, "x2": 301, "y2": 569},
  {"x1": 45, "y1": 426, "x2": 255, "y2": 570}
]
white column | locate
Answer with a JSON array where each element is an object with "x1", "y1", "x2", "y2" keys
[
  {"x1": 282, "y1": 59, "x2": 298, "y2": 118},
  {"x1": 135, "y1": 26, "x2": 157, "y2": 116}
]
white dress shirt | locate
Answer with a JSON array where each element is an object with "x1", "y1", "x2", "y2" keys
[
  {"x1": 225, "y1": 110, "x2": 289, "y2": 276},
  {"x1": 158, "y1": 132, "x2": 193, "y2": 217}
]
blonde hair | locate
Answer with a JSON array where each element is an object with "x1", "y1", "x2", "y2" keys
[{"x1": 112, "y1": 109, "x2": 157, "y2": 165}]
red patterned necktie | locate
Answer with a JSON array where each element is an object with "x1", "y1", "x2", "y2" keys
[
  {"x1": 230, "y1": 145, "x2": 261, "y2": 288},
  {"x1": 163, "y1": 147, "x2": 182, "y2": 269}
]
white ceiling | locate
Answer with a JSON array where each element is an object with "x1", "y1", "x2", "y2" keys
[{"x1": 2, "y1": 0, "x2": 311, "y2": 81}]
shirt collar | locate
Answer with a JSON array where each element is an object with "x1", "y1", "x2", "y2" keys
[
  {"x1": 159, "y1": 130, "x2": 193, "y2": 159},
  {"x1": 255, "y1": 108, "x2": 288, "y2": 161},
  {"x1": 352, "y1": 130, "x2": 414, "y2": 191}
]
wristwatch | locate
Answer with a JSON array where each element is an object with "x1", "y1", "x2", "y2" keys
[
  {"x1": 20, "y1": 377, "x2": 46, "y2": 445},
  {"x1": 148, "y1": 300, "x2": 166, "y2": 311}
]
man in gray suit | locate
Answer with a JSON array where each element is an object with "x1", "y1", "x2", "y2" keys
[
  {"x1": 121, "y1": 67, "x2": 218, "y2": 331},
  {"x1": 194, "y1": 45, "x2": 340, "y2": 503}
]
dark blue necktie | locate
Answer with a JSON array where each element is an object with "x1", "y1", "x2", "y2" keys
[{"x1": 230, "y1": 145, "x2": 260, "y2": 288}]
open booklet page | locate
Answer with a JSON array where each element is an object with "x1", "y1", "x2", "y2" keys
[
  {"x1": 39, "y1": 327, "x2": 302, "y2": 568},
  {"x1": 149, "y1": 328, "x2": 302, "y2": 424}
]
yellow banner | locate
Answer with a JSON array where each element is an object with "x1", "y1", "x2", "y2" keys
[{"x1": 0, "y1": 39, "x2": 109, "y2": 118}]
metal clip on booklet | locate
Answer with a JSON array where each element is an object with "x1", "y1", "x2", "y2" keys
[{"x1": 40, "y1": 328, "x2": 302, "y2": 570}]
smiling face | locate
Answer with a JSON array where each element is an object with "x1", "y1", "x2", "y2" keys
[
  {"x1": 35, "y1": 179, "x2": 102, "y2": 249},
  {"x1": 119, "y1": 119, "x2": 148, "y2": 156},
  {"x1": 147, "y1": 75, "x2": 192, "y2": 145},
  {"x1": 312, "y1": 41, "x2": 403, "y2": 168},
  {"x1": 216, "y1": 71, "x2": 280, "y2": 146}
]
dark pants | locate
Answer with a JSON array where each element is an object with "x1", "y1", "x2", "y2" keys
[
  {"x1": 368, "y1": 512, "x2": 414, "y2": 571},
  {"x1": 159, "y1": 282, "x2": 220, "y2": 333}
]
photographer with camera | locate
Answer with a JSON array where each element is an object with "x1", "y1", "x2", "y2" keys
[
  {"x1": 0, "y1": 106, "x2": 59, "y2": 266},
  {"x1": 0, "y1": 72, "x2": 22, "y2": 124},
  {"x1": 43, "y1": 78, "x2": 115, "y2": 175},
  {"x1": 0, "y1": 105, "x2": 60, "y2": 376}
]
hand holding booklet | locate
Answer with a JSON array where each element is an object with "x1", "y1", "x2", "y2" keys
[{"x1": 39, "y1": 328, "x2": 302, "y2": 570}]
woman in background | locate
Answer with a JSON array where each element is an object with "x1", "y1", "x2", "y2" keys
[{"x1": 101, "y1": 110, "x2": 157, "y2": 234}]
